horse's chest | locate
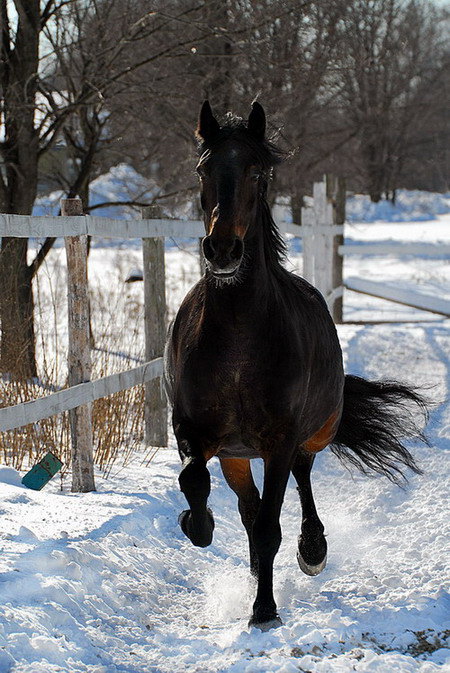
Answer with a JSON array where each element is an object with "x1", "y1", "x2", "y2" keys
[
  {"x1": 181, "y1": 329, "x2": 289, "y2": 447},
  {"x1": 186, "y1": 334, "x2": 259, "y2": 408}
]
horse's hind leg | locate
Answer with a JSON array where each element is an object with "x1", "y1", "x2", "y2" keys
[
  {"x1": 220, "y1": 458, "x2": 261, "y2": 576},
  {"x1": 177, "y1": 435, "x2": 214, "y2": 548},
  {"x1": 291, "y1": 451, "x2": 327, "y2": 576}
]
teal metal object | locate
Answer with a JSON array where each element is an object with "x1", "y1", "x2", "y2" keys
[{"x1": 21, "y1": 452, "x2": 63, "y2": 491}]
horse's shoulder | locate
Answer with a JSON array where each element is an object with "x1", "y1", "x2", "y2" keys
[
  {"x1": 281, "y1": 271, "x2": 329, "y2": 312},
  {"x1": 173, "y1": 280, "x2": 205, "y2": 327}
]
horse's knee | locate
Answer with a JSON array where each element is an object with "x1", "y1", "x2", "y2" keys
[{"x1": 179, "y1": 458, "x2": 210, "y2": 504}]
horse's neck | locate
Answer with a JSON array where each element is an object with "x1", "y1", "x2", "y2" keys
[{"x1": 203, "y1": 233, "x2": 276, "y2": 316}]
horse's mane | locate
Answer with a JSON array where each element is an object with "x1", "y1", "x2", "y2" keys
[{"x1": 259, "y1": 199, "x2": 287, "y2": 268}]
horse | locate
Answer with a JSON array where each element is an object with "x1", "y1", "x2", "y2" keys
[{"x1": 164, "y1": 100, "x2": 427, "y2": 630}]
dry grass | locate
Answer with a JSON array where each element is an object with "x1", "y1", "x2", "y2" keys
[
  {"x1": 0, "y1": 245, "x2": 160, "y2": 478},
  {"x1": 0, "y1": 379, "x2": 70, "y2": 474}
]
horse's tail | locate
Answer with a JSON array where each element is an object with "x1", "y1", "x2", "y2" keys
[{"x1": 330, "y1": 375, "x2": 429, "y2": 484}]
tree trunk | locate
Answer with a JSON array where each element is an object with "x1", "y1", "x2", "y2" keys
[
  {"x1": 0, "y1": 0, "x2": 40, "y2": 379},
  {"x1": 291, "y1": 193, "x2": 304, "y2": 226},
  {"x1": 0, "y1": 238, "x2": 37, "y2": 378}
]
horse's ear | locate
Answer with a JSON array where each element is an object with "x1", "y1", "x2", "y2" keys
[
  {"x1": 248, "y1": 101, "x2": 266, "y2": 140},
  {"x1": 196, "y1": 100, "x2": 220, "y2": 142}
]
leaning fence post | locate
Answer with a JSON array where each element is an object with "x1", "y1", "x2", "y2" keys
[
  {"x1": 62, "y1": 197, "x2": 95, "y2": 493},
  {"x1": 142, "y1": 205, "x2": 168, "y2": 447}
]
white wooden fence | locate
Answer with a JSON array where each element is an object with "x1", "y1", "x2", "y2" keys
[
  {"x1": 0, "y1": 180, "x2": 448, "y2": 491},
  {"x1": 300, "y1": 177, "x2": 450, "y2": 321},
  {"x1": 0, "y1": 203, "x2": 205, "y2": 492}
]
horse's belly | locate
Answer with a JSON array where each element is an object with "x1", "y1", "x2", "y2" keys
[{"x1": 216, "y1": 440, "x2": 261, "y2": 459}]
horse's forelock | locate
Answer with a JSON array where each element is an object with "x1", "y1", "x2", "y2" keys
[{"x1": 197, "y1": 123, "x2": 283, "y2": 169}]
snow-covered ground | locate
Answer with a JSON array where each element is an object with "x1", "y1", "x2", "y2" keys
[{"x1": 1, "y1": 192, "x2": 449, "y2": 672}]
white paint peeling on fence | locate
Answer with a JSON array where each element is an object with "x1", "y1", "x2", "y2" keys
[
  {"x1": 0, "y1": 358, "x2": 164, "y2": 432},
  {"x1": 0, "y1": 214, "x2": 205, "y2": 239},
  {"x1": 345, "y1": 277, "x2": 450, "y2": 317}
]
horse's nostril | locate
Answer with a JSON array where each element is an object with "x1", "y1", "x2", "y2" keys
[
  {"x1": 203, "y1": 235, "x2": 243, "y2": 269},
  {"x1": 202, "y1": 236, "x2": 215, "y2": 262},
  {"x1": 230, "y1": 237, "x2": 244, "y2": 262}
]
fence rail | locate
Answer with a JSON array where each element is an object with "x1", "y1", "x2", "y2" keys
[
  {"x1": 0, "y1": 358, "x2": 163, "y2": 433},
  {"x1": 341, "y1": 243, "x2": 450, "y2": 257},
  {"x1": 345, "y1": 277, "x2": 450, "y2": 317},
  {"x1": 0, "y1": 214, "x2": 205, "y2": 239}
]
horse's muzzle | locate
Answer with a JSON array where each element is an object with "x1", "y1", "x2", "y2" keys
[{"x1": 202, "y1": 235, "x2": 244, "y2": 277}]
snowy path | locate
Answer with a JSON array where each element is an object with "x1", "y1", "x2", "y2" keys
[{"x1": 0, "y1": 321, "x2": 449, "y2": 673}]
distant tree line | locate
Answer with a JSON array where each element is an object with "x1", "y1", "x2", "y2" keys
[{"x1": 0, "y1": 0, "x2": 448, "y2": 379}]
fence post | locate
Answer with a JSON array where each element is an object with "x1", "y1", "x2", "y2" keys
[
  {"x1": 326, "y1": 174, "x2": 346, "y2": 323},
  {"x1": 302, "y1": 206, "x2": 315, "y2": 284},
  {"x1": 302, "y1": 176, "x2": 345, "y2": 322},
  {"x1": 142, "y1": 205, "x2": 168, "y2": 447},
  {"x1": 62, "y1": 197, "x2": 95, "y2": 493}
]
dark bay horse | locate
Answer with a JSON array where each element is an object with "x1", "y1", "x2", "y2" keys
[{"x1": 164, "y1": 101, "x2": 427, "y2": 629}]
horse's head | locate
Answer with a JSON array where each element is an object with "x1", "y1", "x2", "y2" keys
[{"x1": 195, "y1": 100, "x2": 275, "y2": 280}]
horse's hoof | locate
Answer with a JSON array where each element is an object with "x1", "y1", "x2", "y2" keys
[
  {"x1": 178, "y1": 508, "x2": 214, "y2": 547},
  {"x1": 248, "y1": 614, "x2": 282, "y2": 631},
  {"x1": 297, "y1": 549, "x2": 327, "y2": 576}
]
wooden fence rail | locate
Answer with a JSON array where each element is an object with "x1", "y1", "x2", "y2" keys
[
  {"x1": 0, "y1": 359, "x2": 163, "y2": 433},
  {"x1": 345, "y1": 277, "x2": 450, "y2": 317},
  {"x1": 341, "y1": 243, "x2": 450, "y2": 257},
  {"x1": 0, "y1": 214, "x2": 204, "y2": 238}
]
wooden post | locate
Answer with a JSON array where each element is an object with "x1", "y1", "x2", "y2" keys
[
  {"x1": 62, "y1": 197, "x2": 95, "y2": 493},
  {"x1": 326, "y1": 174, "x2": 346, "y2": 323},
  {"x1": 142, "y1": 205, "x2": 168, "y2": 447},
  {"x1": 301, "y1": 176, "x2": 343, "y2": 320}
]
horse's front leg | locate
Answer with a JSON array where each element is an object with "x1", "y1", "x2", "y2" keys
[
  {"x1": 250, "y1": 448, "x2": 295, "y2": 630},
  {"x1": 177, "y1": 434, "x2": 215, "y2": 548}
]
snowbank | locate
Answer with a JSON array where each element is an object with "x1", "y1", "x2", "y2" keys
[{"x1": 347, "y1": 191, "x2": 450, "y2": 223}]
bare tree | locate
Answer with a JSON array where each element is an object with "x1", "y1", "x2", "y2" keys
[
  {"x1": 336, "y1": 0, "x2": 446, "y2": 202},
  {"x1": 0, "y1": 0, "x2": 220, "y2": 378}
]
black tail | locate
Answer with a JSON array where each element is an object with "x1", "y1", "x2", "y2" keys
[{"x1": 331, "y1": 375, "x2": 429, "y2": 484}]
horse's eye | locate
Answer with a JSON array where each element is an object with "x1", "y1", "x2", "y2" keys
[{"x1": 251, "y1": 172, "x2": 261, "y2": 183}]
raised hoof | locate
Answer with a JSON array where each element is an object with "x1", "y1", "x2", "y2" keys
[
  {"x1": 248, "y1": 614, "x2": 282, "y2": 631},
  {"x1": 297, "y1": 549, "x2": 327, "y2": 576},
  {"x1": 178, "y1": 507, "x2": 214, "y2": 547}
]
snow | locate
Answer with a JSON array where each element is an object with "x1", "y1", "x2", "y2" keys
[
  {"x1": 33, "y1": 164, "x2": 157, "y2": 220},
  {"x1": 346, "y1": 191, "x2": 450, "y2": 223},
  {"x1": 1, "y1": 191, "x2": 450, "y2": 672}
]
